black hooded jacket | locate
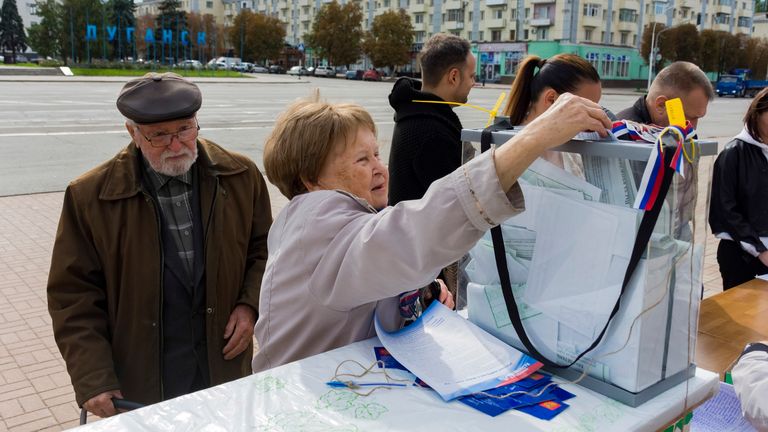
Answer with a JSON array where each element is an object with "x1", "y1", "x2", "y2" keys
[{"x1": 387, "y1": 77, "x2": 463, "y2": 205}]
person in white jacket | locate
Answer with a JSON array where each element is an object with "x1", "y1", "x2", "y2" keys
[
  {"x1": 733, "y1": 342, "x2": 768, "y2": 431},
  {"x1": 251, "y1": 92, "x2": 611, "y2": 373}
]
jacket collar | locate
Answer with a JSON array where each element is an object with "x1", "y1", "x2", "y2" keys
[
  {"x1": 636, "y1": 95, "x2": 653, "y2": 124},
  {"x1": 99, "y1": 138, "x2": 247, "y2": 201}
]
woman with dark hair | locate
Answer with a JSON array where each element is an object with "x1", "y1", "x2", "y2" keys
[
  {"x1": 503, "y1": 54, "x2": 603, "y2": 172},
  {"x1": 710, "y1": 87, "x2": 768, "y2": 290}
]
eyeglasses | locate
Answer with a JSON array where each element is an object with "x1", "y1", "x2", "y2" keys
[{"x1": 138, "y1": 123, "x2": 200, "y2": 148}]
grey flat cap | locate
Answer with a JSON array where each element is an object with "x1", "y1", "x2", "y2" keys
[{"x1": 117, "y1": 72, "x2": 202, "y2": 124}]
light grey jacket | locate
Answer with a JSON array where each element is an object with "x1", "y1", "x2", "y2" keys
[
  {"x1": 252, "y1": 149, "x2": 525, "y2": 372},
  {"x1": 733, "y1": 350, "x2": 768, "y2": 431}
]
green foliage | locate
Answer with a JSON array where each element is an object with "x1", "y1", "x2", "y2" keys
[
  {"x1": 106, "y1": 0, "x2": 136, "y2": 60},
  {"x1": 305, "y1": 0, "x2": 363, "y2": 67},
  {"x1": 0, "y1": 0, "x2": 27, "y2": 62},
  {"x1": 361, "y1": 9, "x2": 413, "y2": 71},
  {"x1": 27, "y1": 0, "x2": 63, "y2": 59},
  {"x1": 228, "y1": 10, "x2": 286, "y2": 64},
  {"x1": 153, "y1": 0, "x2": 187, "y2": 63}
]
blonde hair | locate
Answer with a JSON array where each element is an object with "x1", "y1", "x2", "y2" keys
[{"x1": 264, "y1": 93, "x2": 377, "y2": 199}]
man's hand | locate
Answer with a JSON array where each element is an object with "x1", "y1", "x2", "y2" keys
[
  {"x1": 222, "y1": 304, "x2": 256, "y2": 360},
  {"x1": 758, "y1": 251, "x2": 768, "y2": 268},
  {"x1": 83, "y1": 390, "x2": 123, "y2": 418}
]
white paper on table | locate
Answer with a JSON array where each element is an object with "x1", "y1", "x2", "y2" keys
[
  {"x1": 374, "y1": 302, "x2": 542, "y2": 401},
  {"x1": 523, "y1": 190, "x2": 641, "y2": 338},
  {"x1": 519, "y1": 158, "x2": 602, "y2": 202},
  {"x1": 757, "y1": 274, "x2": 768, "y2": 282}
]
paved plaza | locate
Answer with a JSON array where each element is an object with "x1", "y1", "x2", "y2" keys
[{"x1": 0, "y1": 76, "x2": 752, "y2": 430}]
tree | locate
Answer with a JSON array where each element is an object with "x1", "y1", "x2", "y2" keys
[
  {"x1": 60, "y1": 0, "x2": 104, "y2": 63},
  {"x1": 639, "y1": 23, "x2": 674, "y2": 72},
  {"x1": 228, "y1": 10, "x2": 285, "y2": 64},
  {"x1": 666, "y1": 24, "x2": 700, "y2": 64},
  {"x1": 0, "y1": 0, "x2": 27, "y2": 63},
  {"x1": 187, "y1": 12, "x2": 223, "y2": 62},
  {"x1": 305, "y1": 0, "x2": 362, "y2": 67},
  {"x1": 106, "y1": 0, "x2": 136, "y2": 60},
  {"x1": 27, "y1": 0, "x2": 64, "y2": 60},
  {"x1": 743, "y1": 37, "x2": 768, "y2": 80},
  {"x1": 699, "y1": 29, "x2": 722, "y2": 73},
  {"x1": 362, "y1": 9, "x2": 413, "y2": 72},
  {"x1": 155, "y1": 0, "x2": 187, "y2": 64}
]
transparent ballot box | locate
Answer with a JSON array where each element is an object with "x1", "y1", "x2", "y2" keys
[{"x1": 459, "y1": 124, "x2": 717, "y2": 407}]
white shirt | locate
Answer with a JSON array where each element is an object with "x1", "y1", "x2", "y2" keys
[{"x1": 733, "y1": 349, "x2": 768, "y2": 431}]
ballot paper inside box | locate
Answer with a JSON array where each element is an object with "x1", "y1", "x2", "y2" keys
[{"x1": 459, "y1": 126, "x2": 717, "y2": 406}]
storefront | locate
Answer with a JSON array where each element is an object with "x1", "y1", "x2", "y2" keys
[
  {"x1": 473, "y1": 42, "x2": 527, "y2": 82},
  {"x1": 527, "y1": 41, "x2": 648, "y2": 81}
]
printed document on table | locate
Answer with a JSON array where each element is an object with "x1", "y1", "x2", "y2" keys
[{"x1": 374, "y1": 302, "x2": 542, "y2": 401}]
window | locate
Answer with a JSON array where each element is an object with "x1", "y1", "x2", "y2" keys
[
  {"x1": 645, "y1": 4, "x2": 649, "y2": 14},
  {"x1": 537, "y1": 27, "x2": 548, "y2": 40},
  {"x1": 510, "y1": 8, "x2": 517, "y2": 19},
  {"x1": 609, "y1": 32, "x2": 614, "y2": 43},
  {"x1": 525, "y1": 7, "x2": 530, "y2": 17},
  {"x1": 415, "y1": 31, "x2": 425, "y2": 42},
  {"x1": 302, "y1": 22, "x2": 308, "y2": 30},
  {"x1": 601, "y1": 31, "x2": 605, "y2": 41},
  {"x1": 633, "y1": 34, "x2": 637, "y2": 45},
  {"x1": 585, "y1": 28, "x2": 593, "y2": 41},
  {"x1": 619, "y1": 8, "x2": 637, "y2": 22},
  {"x1": 491, "y1": 30, "x2": 501, "y2": 41},
  {"x1": 620, "y1": 32, "x2": 628, "y2": 45},
  {"x1": 715, "y1": 12, "x2": 730, "y2": 24},
  {"x1": 510, "y1": 29, "x2": 516, "y2": 39},
  {"x1": 616, "y1": 55, "x2": 630, "y2": 77},
  {"x1": 583, "y1": 3, "x2": 600, "y2": 16},
  {"x1": 493, "y1": 9, "x2": 503, "y2": 18},
  {"x1": 524, "y1": 29, "x2": 528, "y2": 39},
  {"x1": 469, "y1": 11, "x2": 473, "y2": 20},
  {"x1": 718, "y1": 0, "x2": 731, "y2": 5},
  {"x1": 415, "y1": 13, "x2": 424, "y2": 23},
  {"x1": 479, "y1": 30, "x2": 484, "y2": 40},
  {"x1": 602, "y1": 9, "x2": 606, "y2": 19},
  {"x1": 738, "y1": 16, "x2": 750, "y2": 26},
  {"x1": 428, "y1": 13, "x2": 432, "y2": 23},
  {"x1": 450, "y1": 30, "x2": 461, "y2": 35},
  {"x1": 586, "y1": 52, "x2": 599, "y2": 69},
  {"x1": 302, "y1": 5, "x2": 309, "y2": 14},
  {"x1": 654, "y1": 3, "x2": 666, "y2": 14},
  {"x1": 681, "y1": 9, "x2": 688, "y2": 17},
  {"x1": 481, "y1": 11, "x2": 485, "y2": 19},
  {"x1": 534, "y1": 5, "x2": 549, "y2": 18},
  {"x1": 383, "y1": 0, "x2": 390, "y2": 7},
  {"x1": 447, "y1": 8, "x2": 463, "y2": 21},
  {"x1": 601, "y1": 54, "x2": 615, "y2": 76},
  {"x1": 416, "y1": 0, "x2": 424, "y2": 4},
  {"x1": 206, "y1": 0, "x2": 213, "y2": 6}
]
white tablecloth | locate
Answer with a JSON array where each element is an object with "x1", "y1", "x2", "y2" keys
[{"x1": 72, "y1": 337, "x2": 719, "y2": 431}]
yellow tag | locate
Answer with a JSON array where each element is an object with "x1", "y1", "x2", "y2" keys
[{"x1": 665, "y1": 98, "x2": 686, "y2": 127}]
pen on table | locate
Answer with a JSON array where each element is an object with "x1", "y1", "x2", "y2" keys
[{"x1": 326, "y1": 380, "x2": 409, "y2": 389}]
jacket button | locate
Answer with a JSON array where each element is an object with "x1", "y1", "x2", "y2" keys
[
  {"x1": 151, "y1": 322, "x2": 157, "y2": 327},
  {"x1": 206, "y1": 307, "x2": 214, "y2": 314}
]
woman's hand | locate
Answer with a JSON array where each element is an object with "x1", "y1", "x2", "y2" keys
[
  {"x1": 759, "y1": 251, "x2": 768, "y2": 268},
  {"x1": 435, "y1": 279, "x2": 455, "y2": 310}
]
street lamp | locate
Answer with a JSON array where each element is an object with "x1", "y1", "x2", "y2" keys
[{"x1": 646, "y1": 4, "x2": 674, "y2": 90}]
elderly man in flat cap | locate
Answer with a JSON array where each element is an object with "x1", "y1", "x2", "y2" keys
[{"x1": 47, "y1": 72, "x2": 272, "y2": 417}]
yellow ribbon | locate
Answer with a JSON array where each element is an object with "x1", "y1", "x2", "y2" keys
[{"x1": 412, "y1": 92, "x2": 507, "y2": 127}]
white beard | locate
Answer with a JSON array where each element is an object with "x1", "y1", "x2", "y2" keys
[{"x1": 148, "y1": 145, "x2": 198, "y2": 176}]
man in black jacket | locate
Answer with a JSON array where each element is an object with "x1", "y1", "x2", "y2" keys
[
  {"x1": 387, "y1": 33, "x2": 476, "y2": 204},
  {"x1": 617, "y1": 61, "x2": 713, "y2": 128}
]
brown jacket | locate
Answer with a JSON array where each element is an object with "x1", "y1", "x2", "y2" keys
[{"x1": 47, "y1": 139, "x2": 271, "y2": 406}]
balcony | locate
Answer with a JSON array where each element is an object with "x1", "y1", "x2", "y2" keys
[
  {"x1": 444, "y1": 0, "x2": 463, "y2": 9},
  {"x1": 616, "y1": 20, "x2": 636, "y2": 31},
  {"x1": 529, "y1": 17, "x2": 553, "y2": 26},
  {"x1": 530, "y1": 0, "x2": 555, "y2": 4},
  {"x1": 445, "y1": 20, "x2": 465, "y2": 30},
  {"x1": 487, "y1": 17, "x2": 507, "y2": 28},
  {"x1": 412, "y1": 21, "x2": 426, "y2": 31},
  {"x1": 486, "y1": 0, "x2": 506, "y2": 5},
  {"x1": 581, "y1": 15, "x2": 602, "y2": 27}
]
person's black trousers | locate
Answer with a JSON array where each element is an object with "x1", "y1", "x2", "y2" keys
[{"x1": 717, "y1": 239, "x2": 768, "y2": 290}]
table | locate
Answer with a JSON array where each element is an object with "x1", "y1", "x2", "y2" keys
[
  {"x1": 696, "y1": 278, "x2": 768, "y2": 377},
  {"x1": 73, "y1": 338, "x2": 718, "y2": 432}
]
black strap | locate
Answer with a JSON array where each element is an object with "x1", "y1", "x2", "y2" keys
[{"x1": 480, "y1": 127, "x2": 676, "y2": 368}]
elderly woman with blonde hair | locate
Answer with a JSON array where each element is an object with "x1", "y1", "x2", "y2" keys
[{"x1": 252, "y1": 92, "x2": 611, "y2": 372}]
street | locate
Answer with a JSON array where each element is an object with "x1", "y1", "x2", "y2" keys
[{"x1": 0, "y1": 77, "x2": 753, "y2": 197}]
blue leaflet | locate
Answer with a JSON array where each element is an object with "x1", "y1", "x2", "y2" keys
[
  {"x1": 458, "y1": 379, "x2": 575, "y2": 418},
  {"x1": 374, "y1": 346, "x2": 409, "y2": 371},
  {"x1": 515, "y1": 400, "x2": 570, "y2": 420}
]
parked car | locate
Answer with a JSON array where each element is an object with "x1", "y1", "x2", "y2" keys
[
  {"x1": 233, "y1": 62, "x2": 254, "y2": 72},
  {"x1": 314, "y1": 66, "x2": 336, "y2": 77},
  {"x1": 287, "y1": 65, "x2": 310, "y2": 76},
  {"x1": 177, "y1": 60, "x2": 203, "y2": 69},
  {"x1": 363, "y1": 69, "x2": 382, "y2": 81},
  {"x1": 252, "y1": 65, "x2": 269, "y2": 73},
  {"x1": 345, "y1": 70, "x2": 364, "y2": 80},
  {"x1": 269, "y1": 65, "x2": 285, "y2": 74},
  {"x1": 306, "y1": 66, "x2": 316, "y2": 75}
]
